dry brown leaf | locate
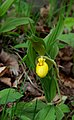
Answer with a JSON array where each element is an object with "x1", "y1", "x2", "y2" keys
[
  {"x1": 40, "y1": 5, "x2": 50, "y2": 18},
  {"x1": 52, "y1": 94, "x2": 67, "y2": 104},
  {"x1": 0, "y1": 66, "x2": 8, "y2": 77},
  {"x1": 61, "y1": 62, "x2": 73, "y2": 75},
  {"x1": 0, "y1": 49, "x2": 19, "y2": 76},
  {"x1": 0, "y1": 77, "x2": 11, "y2": 86},
  {"x1": 58, "y1": 46, "x2": 73, "y2": 61},
  {"x1": 24, "y1": 82, "x2": 41, "y2": 96},
  {"x1": 33, "y1": 96, "x2": 45, "y2": 101},
  {"x1": 60, "y1": 73, "x2": 74, "y2": 88}
]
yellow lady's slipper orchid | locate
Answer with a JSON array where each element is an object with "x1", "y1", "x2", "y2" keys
[{"x1": 36, "y1": 57, "x2": 48, "y2": 78}]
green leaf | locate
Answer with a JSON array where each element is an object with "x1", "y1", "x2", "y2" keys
[
  {"x1": 49, "y1": 77, "x2": 56, "y2": 101},
  {"x1": 58, "y1": 103, "x2": 70, "y2": 113},
  {"x1": 10, "y1": 100, "x2": 46, "y2": 120},
  {"x1": 58, "y1": 33, "x2": 74, "y2": 47},
  {"x1": 64, "y1": 17, "x2": 74, "y2": 31},
  {"x1": 44, "y1": 16, "x2": 64, "y2": 53},
  {"x1": 0, "y1": 88, "x2": 23, "y2": 104},
  {"x1": 27, "y1": 41, "x2": 36, "y2": 69},
  {"x1": 35, "y1": 105, "x2": 56, "y2": 120},
  {"x1": 0, "y1": 0, "x2": 15, "y2": 16},
  {"x1": 72, "y1": 115, "x2": 74, "y2": 120},
  {"x1": 40, "y1": 76, "x2": 56, "y2": 102},
  {"x1": 0, "y1": 17, "x2": 34, "y2": 33},
  {"x1": 49, "y1": 42, "x2": 59, "y2": 59},
  {"x1": 55, "y1": 106, "x2": 64, "y2": 120},
  {"x1": 30, "y1": 34, "x2": 46, "y2": 55},
  {"x1": 40, "y1": 76, "x2": 51, "y2": 102},
  {"x1": 14, "y1": 41, "x2": 28, "y2": 48},
  {"x1": 19, "y1": 115, "x2": 31, "y2": 120},
  {"x1": 58, "y1": 42, "x2": 67, "y2": 49},
  {"x1": 15, "y1": 1, "x2": 31, "y2": 17},
  {"x1": 22, "y1": 55, "x2": 30, "y2": 68}
]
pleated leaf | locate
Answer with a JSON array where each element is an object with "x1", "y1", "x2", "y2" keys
[
  {"x1": 0, "y1": 88, "x2": 23, "y2": 104},
  {"x1": 30, "y1": 34, "x2": 46, "y2": 55},
  {"x1": 0, "y1": 17, "x2": 34, "y2": 33},
  {"x1": 35, "y1": 105, "x2": 56, "y2": 120},
  {"x1": 0, "y1": 0, "x2": 15, "y2": 16},
  {"x1": 44, "y1": 16, "x2": 64, "y2": 53},
  {"x1": 58, "y1": 33, "x2": 74, "y2": 48}
]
